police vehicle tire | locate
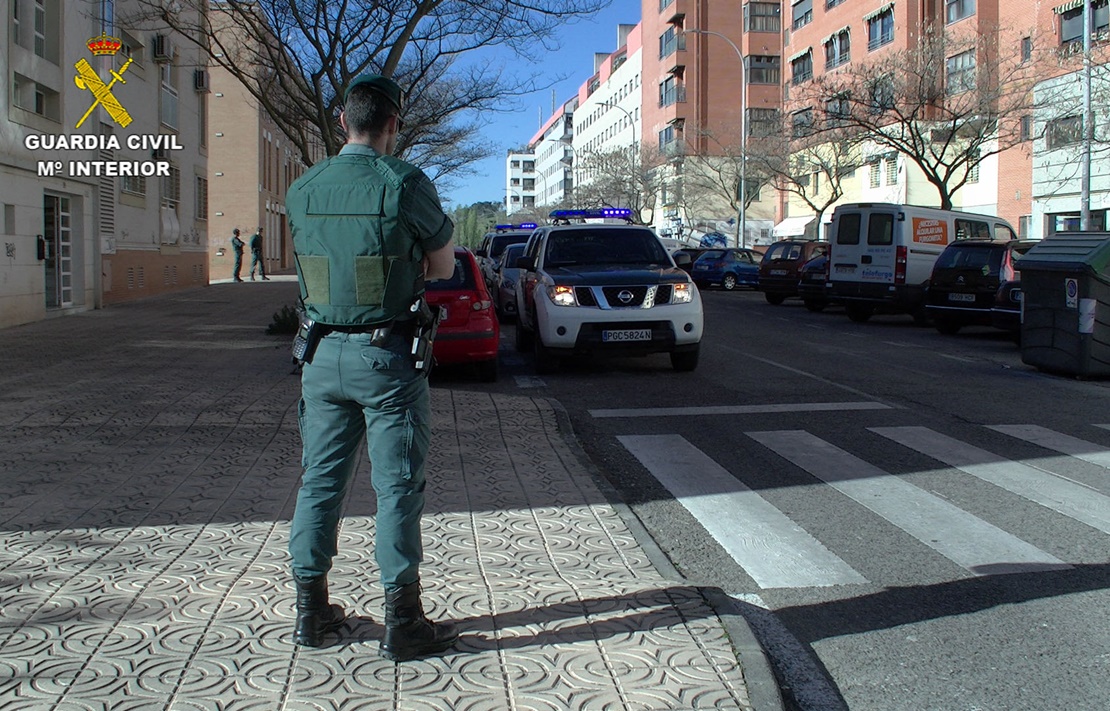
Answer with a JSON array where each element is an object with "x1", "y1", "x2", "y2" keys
[
  {"x1": 722, "y1": 274, "x2": 738, "y2": 291},
  {"x1": 533, "y1": 336, "x2": 559, "y2": 375},
  {"x1": 670, "y1": 346, "x2": 699, "y2": 372},
  {"x1": 514, "y1": 321, "x2": 533, "y2": 352},
  {"x1": 764, "y1": 292, "x2": 786, "y2": 305}
]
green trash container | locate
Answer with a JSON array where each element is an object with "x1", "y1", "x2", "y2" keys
[{"x1": 1014, "y1": 232, "x2": 1110, "y2": 377}]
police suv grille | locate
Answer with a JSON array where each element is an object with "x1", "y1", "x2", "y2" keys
[
  {"x1": 656, "y1": 285, "x2": 673, "y2": 303},
  {"x1": 601, "y1": 286, "x2": 648, "y2": 307},
  {"x1": 575, "y1": 287, "x2": 598, "y2": 306}
]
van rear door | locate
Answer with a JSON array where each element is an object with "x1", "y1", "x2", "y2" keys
[{"x1": 830, "y1": 209, "x2": 898, "y2": 285}]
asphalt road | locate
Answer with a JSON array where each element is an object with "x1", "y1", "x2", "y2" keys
[{"x1": 439, "y1": 288, "x2": 1110, "y2": 711}]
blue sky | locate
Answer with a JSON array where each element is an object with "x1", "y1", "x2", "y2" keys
[{"x1": 441, "y1": 0, "x2": 644, "y2": 208}]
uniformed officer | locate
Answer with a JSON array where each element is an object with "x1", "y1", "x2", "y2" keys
[
  {"x1": 230, "y1": 228, "x2": 244, "y2": 282},
  {"x1": 284, "y1": 74, "x2": 457, "y2": 661},
  {"x1": 249, "y1": 227, "x2": 269, "y2": 280}
]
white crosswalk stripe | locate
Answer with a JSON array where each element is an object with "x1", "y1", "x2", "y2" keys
[
  {"x1": 618, "y1": 434, "x2": 867, "y2": 589},
  {"x1": 749, "y1": 430, "x2": 1068, "y2": 576},
  {"x1": 617, "y1": 423, "x2": 1108, "y2": 591},
  {"x1": 871, "y1": 426, "x2": 1110, "y2": 536},
  {"x1": 987, "y1": 424, "x2": 1110, "y2": 471}
]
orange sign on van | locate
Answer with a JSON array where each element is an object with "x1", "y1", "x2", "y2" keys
[{"x1": 912, "y1": 218, "x2": 949, "y2": 245}]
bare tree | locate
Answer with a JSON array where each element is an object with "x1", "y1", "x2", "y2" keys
[
  {"x1": 679, "y1": 127, "x2": 772, "y2": 243},
  {"x1": 795, "y1": 23, "x2": 1037, "y2": 209},
  {"x1": 127, "y1": 0, "x2": 605, "y2": 183},
  {"x1": 574, "y1": 145, "x2": 668, "y2": 225}
]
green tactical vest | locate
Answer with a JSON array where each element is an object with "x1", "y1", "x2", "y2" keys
[{"x1": 286, "y1": 151, "x2": 425, "y2": 326}]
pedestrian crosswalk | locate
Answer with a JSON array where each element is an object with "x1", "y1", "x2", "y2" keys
[{"x1": 617, "y1": 423, "x2": 1110, "y2": 590}]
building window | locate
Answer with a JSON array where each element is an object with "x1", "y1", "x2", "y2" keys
[
  {"x1": 522, "y1": 161, "x2": 534, "y2": 172},
  {"x1": 825, "y1": 30, "x2": 851, "y2": 70},
  {"x1": 791, "y1": 108, "x2": 815, "y2": 138},
  {"x1": 1018, "y1": 215, "x2": 1032, "y2": 238},
  {"x1": 885, "y1": 156, "x2": 898, "y2": 185},
  {"x1": 868, "y1": 7, "x2": 895, "y2": 51},
  {"x1": 791, "y1": 51, "x2": 813, "y2": 85},
  {"x1": 1021, "y1": 36, "x2": 1033, "y2": 62},
  {"x1": 745, "y1": 2, "x2": 781, "y2": 33},
  {"x1": 13, "y1": 73, "x2": 60, "y2": 121},
  {"x1": 659, "y1": 125, "x2": 675, "y2": 148},
  {"x1": 945, "y1": 0, "x2": 975, "y2": 23},
  {"x1": 946, "y1": 49, "x2": 976, "y2": 94},
  {"x1": 160, "y1": 63, "x2": 179, "y2": 129},
  {"x1": 122, "y1": 174, "x2": 146, "y2": 196},
  {"x1": 826, "y1": 94, "x2": 851, "y2": 126},
  {"x1": 659, "y1": 76, "x2": 685, "y2": 107},
  {"x1": 659, "y1": 26, "x2": 685, "y2": 59},
  {"x1": 12, "y1": 0, "x2": 20, "y2": 47},
  {"x1": 511, "y1": 160, "x2": 520, "y2": 168},
  {"x1": 1046, "y1": 115, "x2": 1082, "y2": 149},
  {"x1": 1020, "y1": 115, "x2": 1032, "y2": 142},
  {"x1": 869, "y1": 75, "x2": 895, "y2": 113},
  {"x1": 826, "y1": 0, "x2": 847, "y2": 8},
  {"x1": 1059, "y1": 1, "x2": 1109, "y2": 45},
  {"x1": 161, "y1": 165, "x2": 181, "y2": 210},
  {"x1": 33, "y1": 0, "x2": 46, "y2": 57},
  {"x1": 792, "y1": 0, "x2": 813, "y2": 30},
  {"x1": 747, "y1": 108, "x2": 780, "y2": 137},
  {"x1": 195, "y1": 176, "x2": 208, "y2": 220},
  {"x1": 746, "y1": 55, "x2": 781, "y2": 85},
  {"x1": 869, "y1": 161, "x2": 881, "y2": 188}
]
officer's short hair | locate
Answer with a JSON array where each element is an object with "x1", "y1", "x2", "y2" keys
[
  {"x1": 233, "y1": 228, "x2": 240, "y2": 235},
  {"x1": 344, "y1": 77, "x2": 402, "y2": 138}
]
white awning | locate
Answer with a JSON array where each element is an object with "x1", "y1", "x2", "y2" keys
[
  {"x1": 773, "y1": 216, "x2": 815, "y2": 237},
  {"x1": 863, "y1": 2, "x2": 894, "y2": 22},
  {"x1": 788, "y1": 47, "x2": 813, "y2": 63},
  {"x1": 822, "y1": 26, "x2": 851, "y2": 45},
  {"x1": 1054, "y1": 0, "x2": 1084, "y2": 14}
]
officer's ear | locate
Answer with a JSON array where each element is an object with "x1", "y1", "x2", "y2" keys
[{"x1": 339, "y1": 110, "x2": 349, "y2": 135}]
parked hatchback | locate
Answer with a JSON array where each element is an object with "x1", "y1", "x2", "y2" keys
[
  {"x1": 425, "y1": 247, "x2": 500, "y2": 381},
  {"x1": 759, "y1": 240, "x2": 828, "y2": 304},
  {"x1": 924, "y1": 239, "x2": 1037, "y2": 335},
  {"x1": 691, "y1": 248, "x2": 761, "y2": 290}
]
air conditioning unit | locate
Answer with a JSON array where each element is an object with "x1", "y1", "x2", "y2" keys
[
  {"x1": 193, "y1": 69, "x2": 210, "y2": 92},
  {"x1": 152, "y1": 34, "x2": 172, "y2": 62}
]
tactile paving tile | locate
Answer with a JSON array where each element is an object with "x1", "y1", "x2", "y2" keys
[{"x1": 0, "y1": 289, "x2": 751, "y2": 710}]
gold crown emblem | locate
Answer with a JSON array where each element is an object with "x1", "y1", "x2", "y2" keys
[{"x1": 87, "y1": 32, "x2": 123, "y2": 56}]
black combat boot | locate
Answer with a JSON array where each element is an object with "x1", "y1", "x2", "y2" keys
[
  {"x1": 292, "y1": 575, "x2": 347, "y2": 647},
  {"x1": 380, "y1": 581, "x2": 459, "y2": 661}
]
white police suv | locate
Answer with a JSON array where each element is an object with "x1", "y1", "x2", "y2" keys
[{"x1": 513, "y1": 209, "x2": 703, "y2": 373}]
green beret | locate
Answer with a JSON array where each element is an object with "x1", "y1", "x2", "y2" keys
[{"x1": 344, "y1": 74, "x2": 403, "y2": 111}]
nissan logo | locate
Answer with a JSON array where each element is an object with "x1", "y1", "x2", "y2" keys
[{"x1": 617, "y1": 290, "x2": 635, "y2": 303}]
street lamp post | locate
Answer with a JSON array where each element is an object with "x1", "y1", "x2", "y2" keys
[{"x1": 685, "y1": 28, "x2": 747, "y2": 248}]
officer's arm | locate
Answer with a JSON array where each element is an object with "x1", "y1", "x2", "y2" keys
[{"x1": 424, "y1": 239, "x2": 456, "y2": 281}]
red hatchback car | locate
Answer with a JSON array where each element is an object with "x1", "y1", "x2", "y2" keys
[{"x1": 424, "y1": 247, "x2": 500, "y2": 381}]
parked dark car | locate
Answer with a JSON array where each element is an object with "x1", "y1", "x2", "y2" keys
[
  {"x1": 991, "y1": 280, "x2": 1023, "y2": 341},
  {"x1": 691, "y1": 248, "x2": 761, "y2": 290},
  {"x1": 759, "y1": 240, "x2": 829, "y2": 304},
  {"x1": 672, "y1": 248, "x2": 710, "y2": 274},
  {"x1": 924, "y1": 239, "x2": 1037, "y2": 335},
  {"x1": 796, "y1": 254, "x2": 831, "y2": 312}
]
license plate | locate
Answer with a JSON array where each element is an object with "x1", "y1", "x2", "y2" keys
[
  {"x1": 835, "y1": 265, "x2": 855, "y2": 273},
  {"x1": 771, "y1": 269, "x2": 788, "y2": 276},
  {"x1": 602, "y1": 329, "x2": 652, "y2": 342},
  {"x1": 948, "y1": 293, "x2": 975, "y2": 302},
  {"x1": 693, "y1": 264, "x2": 708, "y2": 270}
]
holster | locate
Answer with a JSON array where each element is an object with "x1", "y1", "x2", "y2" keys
[{"x1": 409, "y1": 297, "x2": 443, "y2": 377}]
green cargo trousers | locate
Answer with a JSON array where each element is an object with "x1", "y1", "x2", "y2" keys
[{"x1": 289, "y1": 331, "x2": 430, "y2": 591}]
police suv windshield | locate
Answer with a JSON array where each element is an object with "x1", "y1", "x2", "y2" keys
[
  {"x1": 489, "y1": 232, "x2": 530, "y2": 259},
  {"x1": 543, "y1": 228, "x2": 670, "y2": 267}
]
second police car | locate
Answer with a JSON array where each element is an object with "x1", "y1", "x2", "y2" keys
[{"x1": 513, "y1": 209, "x2": 703, "y2": 373}]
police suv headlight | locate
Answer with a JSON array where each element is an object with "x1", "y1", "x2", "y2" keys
[
  {"x1": 672, "y1": 282, "x2": 694, "y2": 304},
  {"x1": 546, "y1": 284, "x2": 578, "y2": 307}
]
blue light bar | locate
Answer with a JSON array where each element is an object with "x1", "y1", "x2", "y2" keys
[
  {"x1": 549, "y1": 208, "x2": 634, "y2": 220},
  {"x1": 518, "y1": 222, "x2": 538, "y2": 229},
  {"x1": 494, "y1": 224, "x2": 513, "y2": 229}
]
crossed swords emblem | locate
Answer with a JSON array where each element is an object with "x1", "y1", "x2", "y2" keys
[{"x1": 74, "y1": 57, "x2": 134, "y2": 129}]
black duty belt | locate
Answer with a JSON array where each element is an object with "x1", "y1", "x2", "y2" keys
[{"x1": 320, "y1": 320, "x2": 418, "y2": 337}]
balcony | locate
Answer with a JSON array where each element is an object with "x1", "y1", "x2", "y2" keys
[{"x1": 659, "y1": 86, "x2": 687, "y2": 108}]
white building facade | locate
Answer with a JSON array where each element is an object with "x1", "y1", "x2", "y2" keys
[
  {"x1": 1, "y1": 0, "x2": 209, "y2": 329},
  {"x1": 504, "y1": 148, "x2": 536, "y2": 216}
]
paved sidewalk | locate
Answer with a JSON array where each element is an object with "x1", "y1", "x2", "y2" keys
[{"x1": 0, "y1": 282, "x2": 777, "y2": 710}]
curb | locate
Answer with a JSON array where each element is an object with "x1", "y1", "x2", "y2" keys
[{"x1": 545, "y1": 397, "x2": 786, "y2": 711}]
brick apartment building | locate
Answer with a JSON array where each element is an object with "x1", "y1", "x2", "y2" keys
[{"x1": 781, "y1": 0, "x2": 1110, "y2": 239}]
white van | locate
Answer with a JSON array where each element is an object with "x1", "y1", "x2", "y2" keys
[{"x1": 827, "y1": 203, "x2": 1018, "y2": 322}]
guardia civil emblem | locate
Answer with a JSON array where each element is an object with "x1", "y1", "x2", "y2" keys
[{"x1": 74, "y1": 32, "x2": 133, "y2": 129}]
